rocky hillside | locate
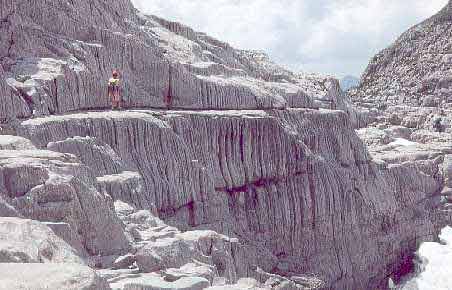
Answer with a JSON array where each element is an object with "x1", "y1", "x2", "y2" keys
[
  {"x1": 0, "y1": 1, "x2": 450, "y2": 290},
  {"x1": 0, "y1": 0, "x2": 349, "y2": 118},
  {"x1": 350, "y1": 0, "x2": 452, "y2": 108}
]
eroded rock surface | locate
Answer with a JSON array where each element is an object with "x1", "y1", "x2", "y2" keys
[
  {"x1": 0, "y1": 217, "x2": 83, "y2": 263},
  {"x1": 11, "y1": 107, "x2": 448, "y2": 289},
  {"x1": 350, "y1": 1, "x2": 452, "y2": 108},
  {"x1": 0, "y1": 149, "x2": 129, "y2": 256},
  {"x1": 0, "y1": 0, "x2": 350, "y2": 122},
  {"x1": 0, "y1": 0, "x2": 450, "y2": 289},
  {"x1": 0, "y1": 263, "x2": 110, "y2": 290}
]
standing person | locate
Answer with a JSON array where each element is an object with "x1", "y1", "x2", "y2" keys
[{"x1": 108, "y1": 70, "x2": 121, "y2": 110}]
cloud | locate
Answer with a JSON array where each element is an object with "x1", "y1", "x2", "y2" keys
[{"x1": 131, "y1": 0, "x2": 448, "y2": 77}]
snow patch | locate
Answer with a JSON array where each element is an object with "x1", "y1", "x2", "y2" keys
[
  {"x1": 399, "y1": 227, "x2": 452, "y2": 290},
  {"x1": 389, "y1": 138, "x2": 418, "y2": 147}
]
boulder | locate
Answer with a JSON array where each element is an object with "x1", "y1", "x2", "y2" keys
[
  {"x1": 0, "y1": 217, "x2": 83, "y2": 263},
  {"x1": 164, "y1": 262, "x2": 218, "y2": 284},
  {"x1": 0, "y1": 135, "x2": 36, "y2": 150},
  {"x1": 112, "y1": 254, "x2": 136, "y2": 270},
  {"x1": 206, "y1": 278, "x2": 267, "y2": 290},
  {"x1": 0, "y1": 196, "x2": 20, "y2": 217},
  {"x1": 110, "y1": 273, "x2": 210, "y2": 290},
  {"x1": 0, "y1": 149, "x2": 129, "y2": 256},
  {"x1": 0, "y1": 263, "x2": 110, "y2": 290}
]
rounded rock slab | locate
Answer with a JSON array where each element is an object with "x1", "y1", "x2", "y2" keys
[
  {"x1": 111, "y1": 273, "x2": 210, "y2": 290},
  {"x1": 0, "y1": 263, "x2": 110, "y2": 290},
  {"x1": 0, "y1": 217, "x2": 83, "y2": 264}
]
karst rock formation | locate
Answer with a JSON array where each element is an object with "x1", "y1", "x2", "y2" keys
[{"x1": 0, "y1": 0, "x2": 450, "y2": 290}]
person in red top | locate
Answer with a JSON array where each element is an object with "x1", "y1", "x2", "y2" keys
[{"x1": 108, "y1": 70, "x2": 121, "y2": 110}]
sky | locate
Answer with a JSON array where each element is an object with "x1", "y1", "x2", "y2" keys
[{"x1": 131, "y1": 0, "x2": 448, "y2": 78}]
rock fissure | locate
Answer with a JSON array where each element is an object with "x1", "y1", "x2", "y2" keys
[{"x1": 215, "y1": 170, "x2": 308, "y2": 194}]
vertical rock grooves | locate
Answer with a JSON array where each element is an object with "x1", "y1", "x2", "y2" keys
[
  {"x1": 17, "y1": 107, "x2": 448, "y2": 289},
  {"x1": 0, "y1": 0, "x2": 450, "y2": 289}
]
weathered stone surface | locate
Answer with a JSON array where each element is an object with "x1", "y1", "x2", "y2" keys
[
  {"x1": 97, "y1": 171, "x2": 151, "y2": 210},
  {"x1": 357, "y1": 127, "x2": 394, "y2": 146},
  {"x1": 0, "y1": 135, "x2": 36, "y2": 150},
  {"x1": 0, "y1": 0, "x2": 342, "y2": 123},
  {"x1": 0, "y1": 217, "x2": 82, "y2": 263},
  {"x1": 48, "y1": 136, "x2": 126, "y2": 176},
  {"x1": 0, "y1": 149, "x2": 129, "y2": 256},
  {"x1": 164, "y1": 262, "x2": 218, "y2": 284},
  {"x1": 112, "y1": 254, "x2": 136, "y2": 270},
  {"x1": 351, "y1": 1, "x2": 452, "y2": 108},
  {"x1": 206, "y1": 278, "x2": 267, "y2": 290},
  {"x1": 110, "y1": 273, "x2": 210, "y2": 290},
  {"x1": 43, "y1": 221, "x2": 88, "y2": 258},
  {"x1": 0, "y1": 263, "x2": 110, "y2": 290},
  {"x1": 135, "y1": 230, "x2": 240, "y2": 279},
  {"x1": 0, "y1": 0, "x2": 450, "y2": 289},
  {"x1": 19, "y1": 111, "x2": 218, "y2": 224},
  {"x1": 384, "y1": 126, "x2": 412, "y2": 140},
  {"x1": 350, "y1": 0, "x2": 452, "y2": 225},
  {"x1": 0, "y1": 195, "x2": 20, "y2": 217},
  {"x1": 16, "y1": 107, "x2": 449, "y2": 289}
]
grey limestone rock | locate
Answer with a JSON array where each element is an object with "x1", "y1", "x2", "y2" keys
[
  {"x1": 97, "y1": 171, "x2": 151, "y2": 210},
  {"x1": 0, "y1": 262, "x2": 110, "y2": 290},
  {"x1": 0, "y1": 217, "x2": 83, "y2": 263},
  {"x1": 0, "y1": 135, "x2": 36, "y2": 150},
  {"x1": 15, "y1": 107, "x2": 449, "y2": 289},
  {"x1": 0, "y1": 0, "x2": 451, "y2": 289},
  {"x1": 163, "y1": 262, "x2": 218, "y2": 284},
  {"x1": 0, "y1": 149, "x2": 129, "y2": 256},
  {"x1": 0, "y1": 0, "x2": 336, "y2": 122},
  {"x1": 206, "y1": 278, "x2": 268, "y2": 290},
  {"x1": 351, "y1": 1, "x2": 452, "y2": 108},
  {"x1": 110, "y1": 273, "x2": 210, "y2": 290},
  {"x1": 47, "y1": 136, "x2": 126, "y2": 176}
]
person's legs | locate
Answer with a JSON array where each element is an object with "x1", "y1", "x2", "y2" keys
[
  {"x1": 111, "y1": 94, "x2": 116, "y2": 110},
  {"x1": 116, "y1": 92, "x2": 122, "y2": 110},
  {"x1": 109, "y1": 86, "x2": 116, "y2": 110},
  {"x1": 112, "y1": 89, "x2": 121, "y2": 110}
]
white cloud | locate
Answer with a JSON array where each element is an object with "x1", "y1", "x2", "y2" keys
[{"x1": 131, "y1": 0, "x2": 448, "y2": 77}]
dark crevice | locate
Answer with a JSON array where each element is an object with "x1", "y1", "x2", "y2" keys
[
  {"x1": 13, "y1": 87, "x2": 34, "y2": 112},
  {"x1": 53, "y1": 78, "x2": 59, "y2": 113},
  {"x1": 165, "y1": 63, "x2": 173, "y2": 108},
  {"x1": 216, "y1": 170, "x2": 307, "y2": 194},
  {"x1": 7, "y1": 31, "x2": 14, "y2": 58},
  {"x1": 307, "y1": 164, "x2": 316, "y2": 230}
]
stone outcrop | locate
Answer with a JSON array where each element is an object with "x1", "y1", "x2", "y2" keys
[
  {"x1": 0, "y1": 0, "x2": 450, "y2": 289},
  {"x1": 0, "y1": 217, "x2": 83, "y2": 263},
  {"x1": 0, "y1": 149, "x2": 129, "y2": 256},
  {"x1": 0, "y1": 263, "x2": 110, "y2": 290},
  {"x1": 0, "y1": 0, "x2": 345, "y2": 122},
  {"x1": 350, "y1": 1, "x2": 452, "y2": 286},
  {"x1": 12, "y1": 107, "x2": 448, "y2": 289},
  {"x1": 350, "y1": 0, "x2": 452, "y2": 108}
]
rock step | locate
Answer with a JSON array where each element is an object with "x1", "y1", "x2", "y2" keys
[
  {"x1": 109, "y1": 273, "x2": 210, "y2": 290},
  {"x1": 0, "y1": 217, "x2": 83, "y2": 264},
  {"x1": 97, "y1": 171, "x2": 153, "y2": 210},
  {"x1": 47, "y1": 136, "x2": 127, "y2": 177},
  {"x1": 0, "y1": 263, "x2": 110, "y2": 290},
  {"x1": 0, "y1": 135, "x2": 36, "y2": 150},
  {"x1": 0, "y1": 149, "x2": 130, "y2": 257}
]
